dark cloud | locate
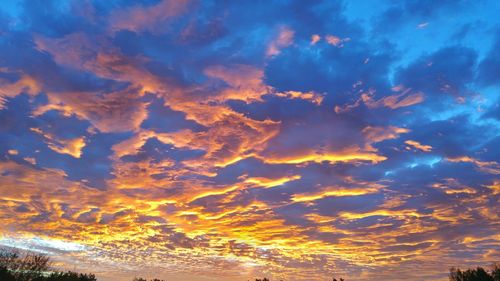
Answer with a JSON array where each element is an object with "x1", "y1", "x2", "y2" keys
[
  {"x1": 395, "y1": 46, "x2": 477, "y2": 98},
  {"x1": 478, "y1": 33, "x2": 500, "y2": 86}
]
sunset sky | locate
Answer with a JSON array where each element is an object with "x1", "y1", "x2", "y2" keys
[{"x1": 0, "y1": 1, "x2": 499, "y2": 280}]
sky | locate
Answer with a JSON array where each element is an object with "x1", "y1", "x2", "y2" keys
[{"x1": 0, "y1": 0, "x2": 499, "y2": 280}]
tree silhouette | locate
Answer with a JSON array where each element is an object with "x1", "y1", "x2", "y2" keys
[
  {"x1": 43, "y1": 271, "x2": 97, "y2": 281},
  {"x1": 0, "y1": 249, "x2": 50, "y2": 281},
  {"x1": 450, "y1": 265, "x2": 500, "y2": 281},
  {"x1": 492, "y1": 265, "x2": 500, "y2": 281},
  {"x1": 0, "y1": 248, "x2": 95, "y2": 281}
]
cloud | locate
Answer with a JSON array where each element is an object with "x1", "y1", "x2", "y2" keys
[
  {"x1": 362, "y1": 126, "x2": 409, "y2": 147},
  {"x1": 292, "y1": 185, "x2": 381, "y2": 203},
  {"x1": 204, "y1": 64, "x2": 269, "y2": 103},
  {"x1": 405, "y1": 140, "x2": 432, "y2": 152},
  {"x1": 274, "y1": 90, "x2": 324, "y2": 105},
  {"x1": 395, "y1": 47, "x2": 477, "y2": 98},
  {"x1": 35, "y1": 88, "x2": 149, "y2": 133},
  {"x1": 266, "y1": 26, "x2": 294, "y2": 57},
  {"x1": 31, "y1": 127, "x2": 86, "y2": 158},
  {"x1": 0, "y1": 1, "x2": 499, "y2": 281},
  {"x1": 446, "y1": 156, "x2": 500, "y2": 175},
  {"x1": 325, "y1": 35, "x2": 350, "y2": 47},
  {"x1": 310, "y1": 34, "x2": 321, "y2": 45},
  {"x1": 260, "y1": 149, "x2": 387, "y2": 165},
  {"x1": 335, "y1": 87, "x2": 425, "y2": 113},
  {"x1": 0, "y1": 73, "x2": 41, "y2": 109},
  {"x1": 108, "y1": 0, "x2": 191, "y2": 34},
  {"x1": 477, "y1": 33, "x2": 500, "y2": 86}
]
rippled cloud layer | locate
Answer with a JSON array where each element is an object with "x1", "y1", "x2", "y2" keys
[{"x1": 0, "y1": 1, "x2": 499, "y2": 280}]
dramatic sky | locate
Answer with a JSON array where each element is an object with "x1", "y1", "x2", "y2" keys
[{"x1": 0, "y1": 0, "x2": 499, "y2": 280}]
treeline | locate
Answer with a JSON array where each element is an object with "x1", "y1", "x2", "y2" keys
[
  {"x1": 0, "y1": 249, "x2": 96, "y2": 281},
  {"x1": 449, "y1": 266, "x2": 500, "y2": 281},
  {"x1": 1, "y1": 248, "x2": 499, "y2": 281}
]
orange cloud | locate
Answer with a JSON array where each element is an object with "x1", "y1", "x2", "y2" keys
[
  {"x1": 111, "y1": 111, "x2": 280, "y2": 174},
  {"x1": 243, "y1": 175, "x2": 301, "y2": 189},
  {"x1": 405, "y1": 140, "x2": 432, "y2": 152},
  {"x1": 363, "y1": 126, "x2": 410, "y2": 143},
  {"x1": 266, "y1": 26, "x2": 294, "y2": 57},
  {"x1": 310, "y1": 34, "x2": 321, "y2": 45},
  {"x1": 325, "y1": 35, "x2": 341, "y2": 46},
  {"x1": 446, "y1": 156, "x2": 500, "y2": 174},
  {"x1": 431, "y1": 178, "x2": 476, "y2": 195},
  {"x1": 335, "y1": 87, "x2": 425, "y2": 113},
  {"x1": 108, "y1": 0, "x2": 191, "y2": 33},
  {"x1": 204, "y1": 64, "x2": 269, "y2": 103},
  {"x1": 205, "y1": 64, "x2": 324, "y2": 105},
  {"x1": 0, "y1": 74, "x2": 41, "y2": 109},
  {"x1": 292, "y1": 186, "x2": 380, "y2": 202},
  {"x1": 486, "y1": 181, "x2": 500, "y2": 195},
  {"x1": 30, "y1": 128, "x2": 86, "y2": 158},
  {"x1": 339, "y1": 209, "x2": 421, "y2": 220},
  {"x1": 275, "y1": 91, "x2": 324, "y2": 105},
  {"x1": 260, "y1": 148, "x2": 387, "y2": 165},
  {"x1": 35, "y1": 88, "x2": 149, "y2": 133},
  {"x1": 363, "y1": 126, "x2": 409, "y2": 151}
]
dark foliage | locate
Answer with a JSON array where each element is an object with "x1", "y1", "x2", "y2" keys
[
  {"x1": 0, "y1": 267, "x2": 17, "y2": 281},
  {"x1": 0, "y1": 248, "x2": 95, "y2": 281},
  {"x1": 0, "y1": 249, "x2": 50, "y2": 281},
  {"x1": 41, "y1": 271, "x2": 97, "y2": 281},
  {"x1": 450, "y1": 265, "x2": 500, "y2": 281}
]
